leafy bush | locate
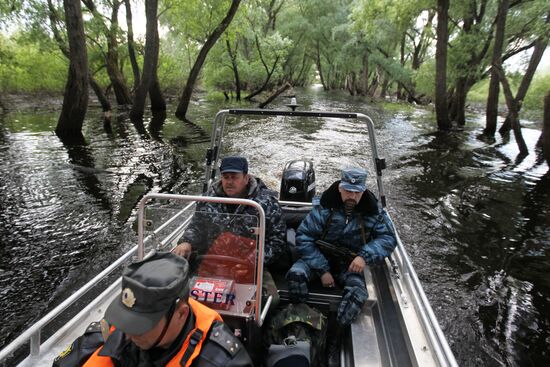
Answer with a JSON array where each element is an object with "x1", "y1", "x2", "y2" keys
[
  {"x1": 523, "y1": 73, "x2": 550, "y2": 111},
  {"x1": 0, "y1": 34, "x2": 67, "y2": 93}
]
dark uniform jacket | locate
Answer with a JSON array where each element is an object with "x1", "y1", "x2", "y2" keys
[
  {"x1": 296, "y1": 181, "x2": 397, "y2": 274},
  {"x1": 181, "y1": 175, "x2": 287, "y2": 266},
  {"x1": 87, "y1": 305, "x2": 252, "y2": 367}
]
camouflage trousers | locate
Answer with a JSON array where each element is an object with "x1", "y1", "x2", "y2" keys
[
  {"x1": 286, "y1": 259, "x2": 368, "y2": 325},
  {"x1": 263, "y1": 270, "x2": 280, "y2": 311}
]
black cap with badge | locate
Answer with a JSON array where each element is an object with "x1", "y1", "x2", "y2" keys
[{"x1": 105, "y1": 251, "x2": 190, "y2": 335}]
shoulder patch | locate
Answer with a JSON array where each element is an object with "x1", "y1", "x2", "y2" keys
[
  {"x1": 208, "y1": 322, "x2": 242, "y2": 357},
  {"x1": 312, "y1": 196, "x2": 321, "y2": 206}
]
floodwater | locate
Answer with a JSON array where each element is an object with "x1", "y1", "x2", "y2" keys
[{"x1": 0, "y1": 86, "x2": 549, "y2": 366}]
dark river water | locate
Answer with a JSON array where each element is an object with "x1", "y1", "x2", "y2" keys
[{"x1": 1, "y1": 86, "x2": 549, "y2": 366}]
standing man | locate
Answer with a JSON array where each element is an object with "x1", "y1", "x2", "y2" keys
[
  {"x1": 286, "y1": 167, "x2": 397, "y2": 325},
  {"x1": 60, "y1": 252, "x2": 253, "y2": 366},
  {"x1": 173, "y1": 156, "x2": 287, "y2": 273}
]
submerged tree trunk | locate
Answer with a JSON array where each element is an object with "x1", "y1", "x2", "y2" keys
[
  {"x1": 48, "y1": 0, "x2": 110, "y2": 113},
  {"x1": 89, "y1": 76, "x2": 111, "y2": 111},
  {"x1": 449, "y1": 78, "x2": 471, "y2": 127},
  {"x1": 56, "y1": 0, "x2": 88, "y2": 138},
  {"x1": 131, "y1": 0, "x2": 163, "y2": 120},
  {"x1": 494, "y1": 64, "x2": 528, "y2": 155},
  {"x1": 435, "y1": 0, "x2": 450, "y2": 131},
  {"x1": 485, "y1": 0, "x2": 509, "y2": 136},
  {"x1": 149, "y1": 75, "x2": 166, "y2": 112},
  {"x1": 0, "y1": 95, "x2": 7, "y2": 113},
  {"x1": 499, "y1": 37, "x2": 548, "y2": 134},
  {"x1": 539, "y1": 91, "x2": 550, "y2": 165},
  {"x1": 175, "y1": 0, "x2": 241, "y2": 120},
  {"x1": 258, "y1": 82, "x2": 291, "y2": 109}
]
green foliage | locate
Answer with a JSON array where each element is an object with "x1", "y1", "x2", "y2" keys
[
  {"x1": 413, "y1": 59, "x2": 435, "y2": 99},
  {"x1": 466, "y1": 71, "x2": 549, "y2": 113},
  {"x1": 523, "y1": 74, "x2": 550, "y2": 111},
  {"x1": 0, "y1": 34, "x2": 67, "y2": 93}
]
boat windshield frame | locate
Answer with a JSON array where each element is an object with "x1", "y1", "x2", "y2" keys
[{"x1": 137, "y1": 193, "x2": 268, "y2": 325}]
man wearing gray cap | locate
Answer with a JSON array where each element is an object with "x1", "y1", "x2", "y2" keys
[
  {"x1": 81, "y1": 252, "x2": 253, "y2": 366},
  {"x1": 285, "y1": 167, "x2": 397, "y2": 326}
]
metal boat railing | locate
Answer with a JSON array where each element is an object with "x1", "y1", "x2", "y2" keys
[
  {"x1": 389, "y1": 217, "x2": 458, "y2": 367},
  {"x1": 221, "y1": 109, "x2": 456, "y2": 366},
  {"x1": 204, "y1": 109, "x2": 387, "y2": 207},
  {"x1": 137, "y1": 193, "x2": 268, "y2": 326},
  {"x1": 0, "y1": 200, "x2": 196, "y2": 363}
]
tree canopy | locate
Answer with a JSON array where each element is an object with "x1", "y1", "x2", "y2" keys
[{"x1": 1, "y1": 0, "x2": 548, "y2": 138}]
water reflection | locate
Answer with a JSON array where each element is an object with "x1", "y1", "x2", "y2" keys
[{"x1": 0, "y1": 108, "x2": 207, "y2": 350}]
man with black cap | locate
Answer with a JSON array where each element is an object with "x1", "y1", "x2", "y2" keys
[
  {"x1": 173, "y1": 156, "x2": 287, "y2": 273},
  {"x1": 81, "y1": 252, "x2": 253, "y2": 366},
  {"x1": 285, "y1": 167, "x2": 397, "y2": 326}
]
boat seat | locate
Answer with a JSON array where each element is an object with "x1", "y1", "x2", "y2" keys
[{"x1": 281, "y1": 205, "x2": 311, "y2": 230}]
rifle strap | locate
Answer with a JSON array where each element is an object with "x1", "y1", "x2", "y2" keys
[
  {"x1": 359, "y1": 215, "x2": 367, "y2": 244},
  {"x1": 320, "y1": 210, "x2": 334, "y2": 241}
]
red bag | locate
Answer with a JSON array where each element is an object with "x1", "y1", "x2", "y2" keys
[{"x1": 198, "y1": 232, "x2": 257, "y2": 283}]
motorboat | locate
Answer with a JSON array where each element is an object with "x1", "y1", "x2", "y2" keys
[{"x1": 0, "y1": 108, "x2": 458, "y2": 366}]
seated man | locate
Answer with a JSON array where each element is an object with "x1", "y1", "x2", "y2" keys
[
  {"x1": 286, "y1": 167, "x2": 397, "y2": 325},
  {"x1": 80, "y1": 252, "x2": 253, "y2": 366},
  {"x1": 173, "y1": 156, "x2": 287, "y2": 282}
]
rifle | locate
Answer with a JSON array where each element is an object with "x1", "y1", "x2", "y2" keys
[{"x1": 315, "y1": 239, "x2": 357, "y2": 261}]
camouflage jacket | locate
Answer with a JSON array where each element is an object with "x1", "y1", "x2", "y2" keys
[
  {"x1": 181, "y1": 175, "x2": 287, "y2": 266},
  {"x1": 296, "y1": 181, "x2": 397, "y2": 274}
]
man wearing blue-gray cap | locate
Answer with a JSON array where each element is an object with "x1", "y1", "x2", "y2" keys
[{"x1": 286, "y1": 167, "x2": 397, "y2": 326}]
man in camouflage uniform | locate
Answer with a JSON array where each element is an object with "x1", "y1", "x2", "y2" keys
[
  {"x1": 286, "y1": 167, "x2": 397, "y2": 325},
  {"x1": 174, "y1": 156, "x2": 287, "y2": 283}
]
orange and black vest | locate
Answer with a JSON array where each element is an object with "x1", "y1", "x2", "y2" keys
[{"x1": 84, "y1": 299, "x2": 223, "y2": 367}]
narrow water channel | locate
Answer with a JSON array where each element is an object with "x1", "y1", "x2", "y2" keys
[{"x1": 0, "y1": 87, "x2": 548, "y2": 366}]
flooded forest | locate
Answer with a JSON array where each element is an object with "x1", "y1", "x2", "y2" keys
[{"x1": 1, "y1": 1, "x2": 549, "y2": 366}]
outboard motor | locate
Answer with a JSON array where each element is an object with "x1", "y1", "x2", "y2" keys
[{"x1": 280, "y1": 160, "x2": 315, "y2": 202}]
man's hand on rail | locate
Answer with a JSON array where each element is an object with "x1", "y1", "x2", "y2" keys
[{"x1": 172, "y1": 242, "x2": 192, "y2": 258}]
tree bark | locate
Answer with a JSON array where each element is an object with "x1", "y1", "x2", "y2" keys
[
  {"x1": 89, "y1": 76, "x2": 111, "y2": 111},
  {"x1": 48, "y1": 0, "x2": 111, "y2": 112},
  {"x1": 449, "y1": 77, "x2": 474, "y2": 126},
  {"x1": 226, "y1": 37, "x2": 241, "y2": 101},
  {"x1": 539, "y1": 91, "x2": 550, "y2": 165},
  {"x1": 83, "y1": 0, "x2": 132, "y2": 106},
  {"x1": 56, "y1": 0, "x2": 89, "y2": 139},
  {"x1": 435, "y1": 0, "x2": 451, "y2": 131},
  {"x1": 106, "y1": 1, "x2": 132, "y2": 105},
  {"x1": 130, "y1": 0, "x2": 163, "y2": 120},
  {"x1": 124, "y1": 0, "x2": 141, "y2": 91},
  {"x1": 315, "y1": 40, "x2": 328, "y2": 91},
  {"x1": 149, "y1": 76, "x2": 166, "y2": 112},
  {"x1": 175, "y1": 0, "x2": 241, "y2": 120},
  {"x1": 499, "y1": 37, "x2": 548, "y2": 134},
  {"x1": 245, "y1": 33, "x2": 280, "y2": 100},
  {"x1": 0, "y1": 95, "x2": 7, "y2": 113},
  {"x1": 493, "y1": 64, "x2": 528, "y2": 155},
  {"x1": 258, "y1": 82, "x2": 291, "y2": 109},
  {"x1": 485, "y1": 0, "x2": 509, "y2": 136}
]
